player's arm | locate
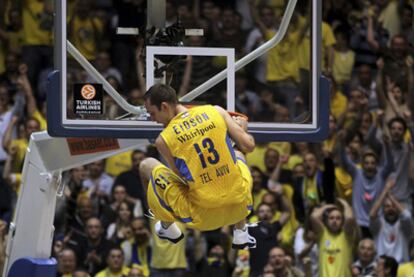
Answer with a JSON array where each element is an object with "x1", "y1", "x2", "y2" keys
[
  {"x1": 214, "y1": 106, "x2": 255, "y2": 153},
  {"x1": 155, "y1": 136, "x2": 181, "y2": 176}
]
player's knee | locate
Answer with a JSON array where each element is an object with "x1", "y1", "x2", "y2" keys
[{"x1": 139, "y1": 157, "x2": 160, "y2": 178}]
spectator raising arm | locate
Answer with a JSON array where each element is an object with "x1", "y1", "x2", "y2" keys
[
  {"x1": 336, "y1": 198, "x2": 358, "y2": 239},
  {"x1": 2, "y1": 116, "x2": 18, "y2": 154},
  {"x1": 178, "y1": 56, "x2": 193, "y2": 97},
  {"x1": 380, "y1": 134, "x2": 394, "y2": 179},
  {"x1": 387, "y1": 193, "x2": 414, "y2": 238},
  {"x1": 268, "y1": 185, "x2": 291, "y2": 228},
  {"x1": 247, "y1": 0, "x2": 268, "y2": 37},
  {"x1": 16, "y1": 64, "x2": 37, "y2": 118},
  {"x1": 135, "y1": 37, "x2": 146, "y2": 94},
  {"x1": 375, "y1": 58, "x2": 387, "y2": 110},
  {"x1": 406, "y1": 56, "x2": 414, "y2": 112},
  {"x1": 339, "y1": 131, "x2": 358, "y2": 177},
  {"x1": 366, "y1": 16, "x2": 380, "y2": 51},
  {"x1": 369, "y1": 179, "x2": 395, "y2": 221}
]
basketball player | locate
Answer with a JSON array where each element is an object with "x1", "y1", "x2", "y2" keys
[{"x1": 140, "y1": 84, "x2": 256, "y2": 249}]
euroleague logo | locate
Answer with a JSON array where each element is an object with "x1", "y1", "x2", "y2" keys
[{"x1": 80, "y1": 84, "x2": 96, "y2": 100}]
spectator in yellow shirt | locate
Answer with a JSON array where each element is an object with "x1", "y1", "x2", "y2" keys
[
  {"x1": 15, "y1": 63, "x2": 47, "y2": 130},
  {"x1": 397, "y1": 238, "x2": 414, "y2": 277},
  {"x1": 333, "y1": 29, "x2": 355, "y2": 95},
  {"x1": 94, "y1": 247, "x2": 130, "y2": 277},
  {"x1": 311, "y1": 200, "x2": 359, "y2": 277},
  {"x1": 3, "y1": 116, "x2": 40, "y2": 172},
  {"x1": 19, "y1": 0, "x2": 53, "y2": 88},
  {"x1": 68, "y1": 0, "x2": 104, "y2": 61}
]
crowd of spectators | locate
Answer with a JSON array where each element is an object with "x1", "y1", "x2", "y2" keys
[{"x1": 1, "y1": 0, "x2": 414, "y2": 276}]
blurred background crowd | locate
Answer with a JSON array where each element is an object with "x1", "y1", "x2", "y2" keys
[{"x1": 1, "y1": 0, "x2": 414, "y2": 276}]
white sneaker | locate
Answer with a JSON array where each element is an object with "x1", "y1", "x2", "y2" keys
[
  {"x1": 232, "y1": 225, "x2": 257, "y2": 249},
  {"x1": 155, "y1": 221, "x2": 184, "y2": 243}
]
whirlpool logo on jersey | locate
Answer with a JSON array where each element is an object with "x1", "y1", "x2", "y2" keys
[{"x1": 73, "y1": 83, "x2": 103, "y2": 115}]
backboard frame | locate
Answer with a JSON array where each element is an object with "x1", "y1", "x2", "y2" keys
[
  {"x1": 48, "y1": 0, "x2": 329, "y2": 142},
  {"x1": 146, "y1": 46, "x2": 235, "y2": 111}
]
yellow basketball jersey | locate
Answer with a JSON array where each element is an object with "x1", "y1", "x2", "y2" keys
[
  {"x1": 319, "y1": 227, "x2": 352, "y2": 277},
  {"x1": 160, "y1": 105, "x2": 245, "y2": 208}
]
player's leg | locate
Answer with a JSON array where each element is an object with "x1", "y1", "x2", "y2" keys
[
  {"x1": 232, "y1": 150, "x2": 257, "y2": 249},
  {"x1": 139, "y1": 157, "x2": 184, "y2": 243},
  {"x1": 139, "y1": 157, "x2": 161, "y2": 194}
]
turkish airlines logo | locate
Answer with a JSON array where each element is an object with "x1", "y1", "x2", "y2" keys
[{"x1": 81, "y1": 84, "x2": 96, "y2": 100}]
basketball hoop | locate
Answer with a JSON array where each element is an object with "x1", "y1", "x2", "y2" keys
[{"x1": 183, "y1": 104, "x2": 248, "y2": 122}]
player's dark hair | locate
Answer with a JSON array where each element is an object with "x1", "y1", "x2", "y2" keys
[
  {"x1": 144, "y1": 84, "x2": 178, "y2": 109},
  {"x1": 132, "y1": 149, "x2": 145, "y2": 158}
]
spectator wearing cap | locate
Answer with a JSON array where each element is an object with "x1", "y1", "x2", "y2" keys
[
  {"x1": 311, "y1": 199, "x2": 359, "y2": 277},
  {"x1": 370, "y1": 179, "x2": 413, "y2": 263},
  {"x1": 351, "y1": 238, "x2": 377, "y2": 277},
  {"x1": 339, "y1": 129, "x2": 394, "y2": 238}
]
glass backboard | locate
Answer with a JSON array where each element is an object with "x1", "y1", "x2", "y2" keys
[{"x1": 48, "y1": 0, "x2": 329, "y2": 141}]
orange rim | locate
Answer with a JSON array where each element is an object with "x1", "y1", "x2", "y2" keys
[
  {"x1": 184, "y1": 104, "x2": 248, "y2": 121},
  {"x1": 227, "y1": 111, "x2": 249, "y2": 121}
]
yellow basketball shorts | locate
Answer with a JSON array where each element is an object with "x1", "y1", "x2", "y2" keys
[{"x1": 147, "y1": 158, "x2": 253, "y2": 231}]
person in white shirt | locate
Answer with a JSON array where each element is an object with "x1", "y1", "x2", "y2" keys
[
  {"x1": 369, "y1": 179, "x2": 414, "y2": 263},
  {"x1": 294, "y1": 225, "x2": 318, "y2": 276},
  {"x1": 83, "y1": 159, "x2": 114, "y2": 197}
]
